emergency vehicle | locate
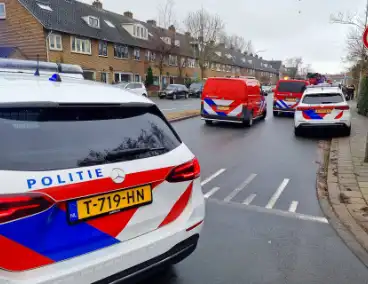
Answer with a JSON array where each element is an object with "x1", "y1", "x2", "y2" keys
[
  {"x1": 294, "y1": 84, "x2": 351, "y2": 136},
  {"x1": 201, "y1": 77, "x2": 267, "y2": 126},
  {"x1": 273, "y1": 79, "x2": 309, "y2": 116},
  {"x1": 0, "y1": 59, "x2": 205, "y2": 284}
]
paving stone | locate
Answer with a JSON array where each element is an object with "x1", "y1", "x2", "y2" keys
[
  {"x1": 341, "y1": 178, "x2": 359, "y2": 184},
  {"x1": 357, "y1": 176, "x2": 368, "y2": 182},
  {"x1": 341, "y1": 191, "x2": 363, "y2": 198},
  {"x1": 339, "y1": 174, "x2": 357, "y2": 180},
  {"x1": 340, "y1": 183, "x2": 360, "y2": 192},
  {"x1": 359, "y1": 182, "x2": 368, "y2": 188}
]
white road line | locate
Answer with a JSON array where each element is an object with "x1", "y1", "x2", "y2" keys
[
  {"x1": 201, "y1": 169, "x2": 226, "y2": 186},
  {"x1": 265, "y1": 178, "x2": 290, "y2": 209},
  {"x1": 223, "y1": 174, "x2": 257, "y2": 202},
  {"x1": 204, "y1": 187, "x2": 221, "y2": 198},
  {"x1": 288, "y1": 201, "x2": 298, "y2": 213},
  {"x1": 243, "y1": 193, "x2": 256, "y2": 205},
  {"x1": 161, "y1": 108, "x2": 176, "y2": 111}
]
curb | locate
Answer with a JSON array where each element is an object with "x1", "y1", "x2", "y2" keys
[
  {"x1": 168, "y1": 114, "x2": 200, "y2": 123},
  {"x1": 317, "y1": 140, "x2": 368, "y2": 268}
]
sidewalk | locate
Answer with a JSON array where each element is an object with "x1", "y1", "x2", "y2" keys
[{"x1": 326, "y1": 102, "x2": 368, "y2": 255}]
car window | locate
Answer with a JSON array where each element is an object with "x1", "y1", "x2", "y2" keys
[
  {"x1": 0, "y1": 104, "x2": 181, "y2": 171},
  {"x1": 278, "y1": 81, "x2": 306, "y2": 93},
  {"x1": 302, "y1": 93, "x2": 344, "y2": 104},
  {"x1": 166, "y1": 85, "x2": 176, "y2": 90}
]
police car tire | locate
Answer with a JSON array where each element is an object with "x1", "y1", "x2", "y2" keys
[
  {"x1": 205, "y1": 120, "x2": 213, "y2": 125},
  {"x1": 244, "y1": 113, "x2": 253, "y2": 127},
  {"x1": 294, "y1": 127, "x2": 302, "y2": 137},
  {"x1": 261, "y1": 110, "x2": 267, "y2": 120},
  {"x1": 273, "y1": 111, "x2": 279, "y2": 117},
  {"x1": 343, "y1": 126, "x2": 351, "y2": 137}
]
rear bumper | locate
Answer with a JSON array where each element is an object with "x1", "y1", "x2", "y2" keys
[
  {"x1": 295, "y1": 122, "x2": 350, "y2": 130},
  {"x1": 200, "y1": 114, "x2": 244, "y2": 123},
  {"x1": 0, "y1": 179, "x2": 205, "y2": 284}
]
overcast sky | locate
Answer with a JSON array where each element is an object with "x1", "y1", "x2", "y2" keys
[{"x1": 81, "y1": 0, "x2": 366, "y2": 74}]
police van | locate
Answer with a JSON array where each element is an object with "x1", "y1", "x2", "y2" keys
[{"x1": 0, "y1": 59, "x2": 205, "y2": 284}]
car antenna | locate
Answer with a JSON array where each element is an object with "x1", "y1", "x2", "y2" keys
[{"x1": 34, "y1": 54, "x2": 40, "y2": 76}]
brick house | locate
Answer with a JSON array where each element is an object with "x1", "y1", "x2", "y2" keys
[{"x1": 0, "y1": 0, "x2": 281, "y2": 86}]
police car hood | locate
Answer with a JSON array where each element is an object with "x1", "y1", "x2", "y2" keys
[{"x1": 0, "y1": 76, "x2": 154, "y2": 105}]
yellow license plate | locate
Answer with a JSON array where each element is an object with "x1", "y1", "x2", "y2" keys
[
  {"x1": 217, "y1": 106, "x2": 229, "y2": 111},
  {"x1": 72, "y1": 185, "x2": 152, "y2": 221},
  {"x1": 285, "y1": 98, "x2": 296, "y2": 102},
  {"x1": 315, "y1": 109, "x2": 332, "y2": 114}
]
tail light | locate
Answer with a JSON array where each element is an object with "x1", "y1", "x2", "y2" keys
[
  {"x1": 166, "y1": 158, "x2": 201, "y2": 183},
  {"x1": 335, "y1": 105, "x2": 350, "y2": 110},
  {"x1": 0, "y1": 193, "x2": 55, "y2": 224}
]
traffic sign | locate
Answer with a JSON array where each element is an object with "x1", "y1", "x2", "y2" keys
[{"x1": 363, "y1": 26, "x2": 368, "y2": 49}]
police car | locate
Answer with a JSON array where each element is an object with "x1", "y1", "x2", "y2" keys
[
  {"x1": 294, "y1": 84, "x2": 351, "y2": 136},
  {"x1": 0, "y1": 59, "x2": 205, "y2": 284}
]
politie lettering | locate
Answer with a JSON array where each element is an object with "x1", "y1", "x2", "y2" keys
[{"x1": 26, "y1": 168, "x2": 104, "y2": 189}]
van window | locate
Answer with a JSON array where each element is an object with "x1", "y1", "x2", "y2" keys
[
  {"x1": 0, "y1": 104, "x2": 181, "y2": 171},
  {"x1": 302, "y1": 93, "x2": 344, "y2": 104},
  {"x1": 278, "y1": 81, "x2": 306, "y2": 93}
]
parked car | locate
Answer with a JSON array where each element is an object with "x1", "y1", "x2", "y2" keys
[
  {"x1": 189, "y1": 82, "x2": 204, "y2": 98},
  {"x1": 261, "y1": 85, "x2": 272, "y2": 93},
  {"x1": 115, "y1": 82, "x2": 148, "y2": 97},
  {"x1": 159, "y1": 84, "x2": 189, "y2": 100}
]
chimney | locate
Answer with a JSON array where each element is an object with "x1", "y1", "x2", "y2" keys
[
  {"x1": 147, "y1": 20, "x2": 156, "y2": 26},
  {"x1": 92, "y1": 0, "x2": 103, "y2": 9},
  {"x1": 260, "y1": 57, "x2": 262, "y2": 60},
  {"x1": 168, "y1": 25, "x2": 176, "y2": 33},
  {"x1": 255, "y1": 54, "x2": 258, "y2": 58},
  {"x1": 124, "y1": 11, "x2": 133, "y2": 18}
]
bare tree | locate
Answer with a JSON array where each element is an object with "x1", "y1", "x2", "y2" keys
[
  {"x1": 184, "y1": 8, "x2": 225, "y2": 79},
  {"x1": 285, "y1": 57, "x2": 303, "y2": 78},
  {"x1": 244, "y1": 40, "x2": 254, "y2": 54},
  {"x1": 154, "y1": 0, "x2": 178, "y2": 89},
  {"x1": 218, "y1": 33, "x2": 254, "y2": 53},
  {"x1": 177, "y1": 55, "x2": 187, "y2": 83}
]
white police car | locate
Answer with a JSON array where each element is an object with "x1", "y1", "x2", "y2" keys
[
  {"x1": 294, "y1": 84, "x2": 351, "y2": 136},
  {"x1": 0, "y1": 59, "x2": 205, "y2": 284}
]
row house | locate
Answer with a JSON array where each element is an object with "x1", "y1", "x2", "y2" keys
[{"x1": 0, "y1": 0, "x2": 281, "y2": 87}]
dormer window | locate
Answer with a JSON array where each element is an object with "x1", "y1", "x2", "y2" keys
[
  {"x1": 161, "y1": 37, "x2": 171, "y2": 45},
  {"x1": 174, "y1": 40, "x2": 180, "y2": 47},
  {"x1": 215, "y1": 51, "x2": 221, "y2": 57},
  {"x1": 127, "y1": 24, "x2": 148, "y2": 40},
  {"x1": 88, "y1": 16, "x2": 100, "y2": 28},
  {"x1": 225, "y1": 54, "x2": 232, "y2": 59}
]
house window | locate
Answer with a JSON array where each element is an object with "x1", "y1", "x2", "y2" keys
[
  {"x1": 49, "y1": 34, "x2": 62, "y2": 51},
  {"x1": 83, "y1": 71, "x2": 95, "y2": 81},
  {"x1": 114, "y1": 72, "x2": 132, "y2": 83},
  {"x1": 101, "y1": 72, "x2": 108, "y2": 83},
  {"x1": 145, "y1": 51, "x2": 156, "y2": 62},
  {"x1": 0, "y1": 3, "x2": 6, "y2": 19},
  {"x1": 114, "y1": 45, "x2": 129, "y2": 59},
  {"x1": 134, "y1": 48, "x2": 140, "y2": 60},
  {"x1": 169, "y1": 55, "x2": 177, "y2": 66},
  {"x1": 98, "y1": 41, "x2": 108, "y2": 57},
  {"x1": 134, "y1": 74, "x2": 141, "y2": 82},
  {"x1": 180, "y1": 57, "x2": 186, "y2": 67},
  {"x1": 71, "y1": 37, "x2": 91, "y2": 54},
  {"x1": 37, "y1": 3, "x2": 53, "y2": 11},
  {"x1": 175, "y1": 40, "x2": 180, "y2": 47},
  {"x1": 88, "y1": 16, "x2": 100, "y2": 28},
  {"x1": 187, "y1": 58, "x2": 195, "y2": 68}
]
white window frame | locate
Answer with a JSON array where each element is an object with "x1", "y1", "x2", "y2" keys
[
  {"x1": 114, "y1": 44, "x2": 129, "y2": 59},
  {"x1": 71, "y1": 37, "x2": 92, "y2": 55},
  {"x1": 100, "y1": 72, "x2": 109, "y2": 84},
  {"x1": 98, "y1": 41, "x2": 108, "y2": 57},
  {"x1": 134, "y1": 48, "x2": 140, "y2": 60},
  {"x1": 88, "y1": 16, "x2": 100, "y2": 28},
  {"x1": 49, "y1": 34, "x2": 63, "y2": 51},
  {"x1": 168, "y1": 55, "x2": 177, "y2": 66},
  {"x1": 0, "y1": 3, "x2": 6, "y2": 19},
  {"x1": 83, "y1": 70, "x2": 96, "y2": 81}
]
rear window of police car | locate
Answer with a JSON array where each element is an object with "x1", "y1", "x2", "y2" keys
[
  {"x1": 302, "y1": 93, "x2": 344, "y2": 104},
  {"x1": 0, "y1": 104, "x2": 181, "y2": 171}
]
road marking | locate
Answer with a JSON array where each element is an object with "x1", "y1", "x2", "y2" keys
[
  {"x1": 201, "y1": 169, "x2": 226, "y2": 186},
  {"x1": 204, "y1": 187, "x2": 220, "y2": 198},
  {"x1": 265, "y1": 178, "x2": 290, "y2": 209},
  {"x1": 288, "y1": 201, "x2": 298, "y2": 213},
  {"x1": 209, "y1": 199, "x2": 329, "y2": 224},
  {"x1": 223, "y1": 173, "x2": 257, "y2": 202},
  {"x1": 161, "y1": 108, "x2": 176, "y2": 111},
  {"x1": 243, "y1": 193, "x2": 256, "y2": 205}
]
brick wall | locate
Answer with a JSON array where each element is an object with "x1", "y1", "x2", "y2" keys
[{"x1": 0, "y1": 0, "x2": 47, "y2": 60}]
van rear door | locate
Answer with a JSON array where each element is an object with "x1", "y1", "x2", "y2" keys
[
  {"x1": 274, "y1": 81, "x2": 306, "y2": 110},
  {"x1": 202, "y1": 78, "x2": 246, "y2": 118}
]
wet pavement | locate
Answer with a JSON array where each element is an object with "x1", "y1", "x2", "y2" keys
[
  {"x1": 139, "y1": 95, "x2": 368, "y2": 284},
  {"x1": 149, "y1": 97, "x2": 200, "y2": 113}
]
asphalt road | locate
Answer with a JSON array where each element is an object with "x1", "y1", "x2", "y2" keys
[
  {"x1": 149, "y1": 97, "x2": 200, "y2": 113},
  {"x1": 139, "y1": 95, "x2": 368, "y2": 284}
]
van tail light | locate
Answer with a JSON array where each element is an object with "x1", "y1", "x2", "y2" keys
[
  {"x1": 0, "y1": 193, "x2": 55, "y2": 224},
  {"x1": 335, "y1": 105, "x2": 350, "y2": 110},
  {"x1": 166, "y1": 158, "x2": 201, "y2": 183}
]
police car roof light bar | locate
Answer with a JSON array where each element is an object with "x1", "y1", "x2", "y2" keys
[{"x1": 0, "y1": 58, "x2": 83, "y2": 75}]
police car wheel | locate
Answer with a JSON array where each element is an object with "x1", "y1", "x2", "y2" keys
[
  {"x1": 261, "y1": 110, "x2": 267, "y2": 120},
  {"x1": 342, "y1": 126, "x2": 351, "y2": 137},
  {"x1": 244, "y1": 113, "x2": 253, "y2": 127},
  {"x1": 205, "y1": 120, "x2": 213, "y2": 125},
  {"x1": 273, "y1": 111, "x2": 279, "y2": 117},
  {"x1": 294, "y1": 127, "x2": 302, "y2": 137}
]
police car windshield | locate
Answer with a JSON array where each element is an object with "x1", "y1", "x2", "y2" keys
[
  {"x1": 278, "y1": 81, "x2": 306, "y2": 93},
  {"x1": 302, "y1": 93, "x2": 344, "y2": 104},
  {"x1": 0, "y1": 104, "x2": 181, "y2": 171}
]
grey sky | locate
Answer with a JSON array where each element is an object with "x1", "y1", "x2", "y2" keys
[{"x1": 81, "y1": 0, "x2": 366, "y2": 74}]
